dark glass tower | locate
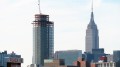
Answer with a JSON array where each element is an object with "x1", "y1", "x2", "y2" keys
[
  {"x1": 113, "y1": 50, "x2": 120, "y2": 62},
  {"x1": 32, "y1": 14, "x2": 54, "y2": 66},
  {"x1": 85, "y1": 4, "x2": 99, "y2": 53}
]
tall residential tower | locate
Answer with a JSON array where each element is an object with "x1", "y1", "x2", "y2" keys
[
  {"x1": 85, "y1": 1, "x2": 99, "y2": 53},
  {"x1": 32, "y1": 14, "x2": 54, "y2": 66}
]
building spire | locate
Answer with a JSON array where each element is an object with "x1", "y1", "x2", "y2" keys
[
  {"x1": 86, "y1": 0, "x2": 99, "y2": 53},
  {"x1": 90, "y1": 0, "x2": 94, "y2": 23},
  {"x1": 92, "y1": 0, "x2": 93, "y2": 12},
  {"x1": 38, "y1": 0, "x2": 41, "y2": 14}
]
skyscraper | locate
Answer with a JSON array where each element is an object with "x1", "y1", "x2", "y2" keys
[
  {"x1": 32, "y1": 14, "x2": 54, "y2": 66},
  {"x1": 85, "y1": 1, "x2": 99, "y2": 53}
]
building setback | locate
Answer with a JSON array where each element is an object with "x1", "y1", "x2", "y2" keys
[{"x1": 32, "y1": 14, "x2": 54, "y2": 66}]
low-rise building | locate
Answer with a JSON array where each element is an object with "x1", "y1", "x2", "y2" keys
[
  {"x1": 44, "y1": 59, "x2": 78, "y2": 67},
  {"x1": 106, "y1": 55, "x2": 113, "y2": 62},
  {"x1": 0, "y1": 51, "x2": 23, "y2": 67},
  {"x1": 54, "y1": 50, "x2": 82, "y2": 65},
  {"x1": 73, "y1": 57, "x2": 90, "y2": 67},
  {"x1": 91, "y1": 62, "x2": 116, "y2": 67}
]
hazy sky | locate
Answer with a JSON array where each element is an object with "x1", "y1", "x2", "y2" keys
[{"x1": 0, "y1": 0, "x2": 120, "y2": 66}]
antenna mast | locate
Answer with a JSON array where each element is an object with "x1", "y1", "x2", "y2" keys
[
  {"x1": 38, "y1": 0, "x2": 41, "y2": 14},
  {"x1": 92, "y1": 0, "x2": 93, "y2": 12}
]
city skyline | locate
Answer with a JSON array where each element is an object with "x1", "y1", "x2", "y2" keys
[{"x1": 0, "y1": 0, "x2": 120, "y2": 67}]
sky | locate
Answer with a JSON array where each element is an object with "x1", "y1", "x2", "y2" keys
[{"x1": 0, "y1": 0, "x2": 120, "y2": 66}]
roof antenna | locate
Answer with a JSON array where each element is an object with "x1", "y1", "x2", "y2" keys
[
  {"x1": 92, "y1": 0, "x2": 93, "y2": 12},
  {"x1": 38, "y1": 0, "x2": 41, "y2": 14}
]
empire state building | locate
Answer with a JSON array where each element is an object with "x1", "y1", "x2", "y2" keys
[{"x1": 85, "y1": 5, "x2": 99, "y2": 53}]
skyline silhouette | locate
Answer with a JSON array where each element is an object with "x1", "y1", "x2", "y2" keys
[{"x1": 0, "y1": 0, "x2": 120, "y2": 66}]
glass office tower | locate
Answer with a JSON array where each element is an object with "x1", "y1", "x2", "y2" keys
[{"x1": 32, "y1": 14, "x2": 54, "y2": 66}]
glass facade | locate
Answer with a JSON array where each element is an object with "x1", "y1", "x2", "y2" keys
[
  {"x1": 32, "y1": 14, "x2": 54, "y2": 66},
  {"x1": 113, "y1": 50, "x2": 120, "y2": 62}
]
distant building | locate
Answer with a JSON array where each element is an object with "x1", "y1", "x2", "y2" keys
[
  {"x1": 44, "y1": 59, "x2": 77, "y2": 67},
  {"x1": 54, "y1": 50, "x2": 82, "y2": 65},
  {"x1": 99, "y1": 56, "x2": 107, "y2": 62},
  {"x1": 92, "y1": 48, "x2": 104, "y2": 54},
  {"x1": 93, "y1": 54, "x2": 107, "y2": 62},
  {"x1": 0, "y1": 51, "x2": 23, "y2": 67},
  {"x1": 73, "y1": 57, "x2": 90, "y2": 67},
  {"x1": 116, "y1": 60, "x2": 120, "y2": 67},
  {"x1": 91, "y1": 62, "x2": 116, "y2": 67},
  {"x1": 85, "y1": 4, "x2": 99, "y2": 53},
  {"x1": 106, "y1": 54, "x2": 113, "y2": 62},
  {"x1": 90, "y1": 55, "x2": 120, "y2": 67},
  {"x1": 27, "y1": 64, "x2": 40, "y2": 67},
  {"x1": 32, "y1": 14, "x2": 54, "y2": 66},
  {"x1": 113, "y1": 50, "x2": 120, "y2": 62},
  {"x1": 83, "y1": 51, "x2": 107, "y2": 63},
  {"x1": 44, "y1": 59, "x2": 65, "y2": 67},
  {"x1": 82, "y1": 52, "x2": 94, "y2": 62}
]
